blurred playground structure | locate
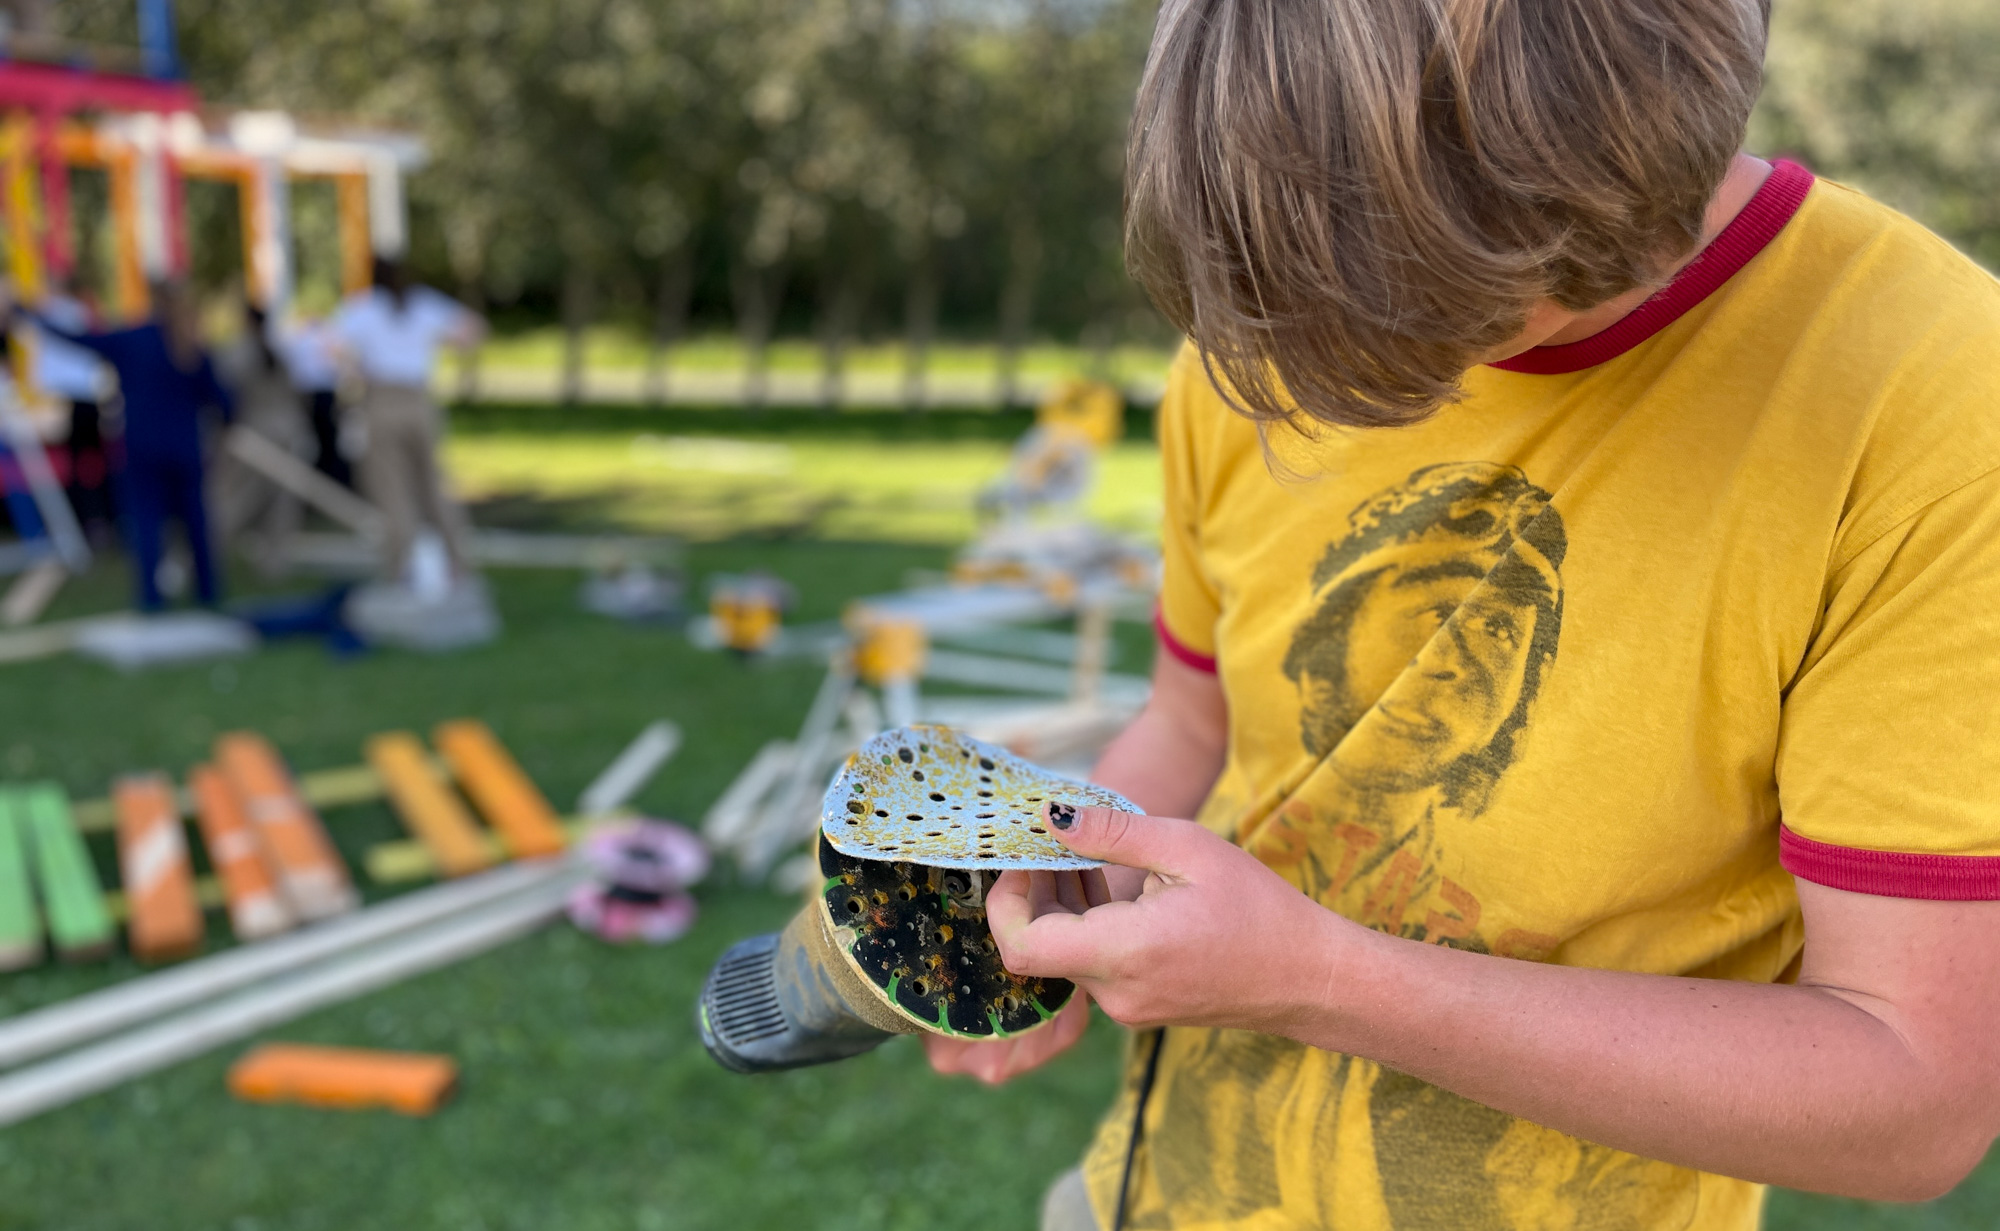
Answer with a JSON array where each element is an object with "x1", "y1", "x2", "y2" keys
[
  {"x1": 0, "y1": 0, "x2": 447, "y2": 624},
  {"x1": 0, "y1": 17, "x2": 420, "y2": 350},
  {"x1": 692, "y1": 378, "x2": 1158, "y2": 889}
]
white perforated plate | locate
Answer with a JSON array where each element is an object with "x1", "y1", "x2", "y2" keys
[{"x1": 822, "y1": 725, "x2": 1136, "y2": 870}]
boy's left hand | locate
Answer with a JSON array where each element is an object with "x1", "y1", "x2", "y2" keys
[{"x1": 986, "y1": 804, "x2": 1354, "y2": 1035}]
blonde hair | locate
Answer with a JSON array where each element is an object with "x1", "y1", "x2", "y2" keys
[{"x1": 1125, "y1": 0, "x2": 1771, "y2": 431}]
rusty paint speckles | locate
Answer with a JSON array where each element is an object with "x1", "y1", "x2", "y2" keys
[{"x1": 821, "y1": 725, "x2": 1137, "y2": 870}]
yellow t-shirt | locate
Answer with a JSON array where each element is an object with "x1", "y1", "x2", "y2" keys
[{"x1": 1083, "y1": 164, "x2": 2000, "y2": 1230}]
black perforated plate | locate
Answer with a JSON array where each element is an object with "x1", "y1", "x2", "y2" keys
[{"x1": 817, "y1": 835, "x2": 1074, "y2": 1037}]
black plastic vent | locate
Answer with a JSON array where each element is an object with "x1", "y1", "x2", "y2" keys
[{"x1": 703, "y1": 934, "x2": 787, "y2": 1045}]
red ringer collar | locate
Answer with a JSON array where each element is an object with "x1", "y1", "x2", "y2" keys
[{"x1": 1486, "y1": 160, "x2": 1814, "y2": 375}]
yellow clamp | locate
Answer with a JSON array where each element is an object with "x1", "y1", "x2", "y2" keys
[
  {"x1": 1035, "y1": 378, "x2": 1123, "y2": 450},
  {"x1": 847, "y1": 610, "x2": 927, "y2": 687}
]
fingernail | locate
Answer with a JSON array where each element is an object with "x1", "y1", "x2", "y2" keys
[{"x1": 1048, "y1": 802, "x2": 1077, "y2": 831}]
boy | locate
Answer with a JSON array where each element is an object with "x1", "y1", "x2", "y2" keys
[{"x1": 927, "y1": 2, "x2": 2000, "y2": 1229}]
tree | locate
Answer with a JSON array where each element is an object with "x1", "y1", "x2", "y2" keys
[{"x1": 1753, "y1": 0, "x2": 2000, "y2": 267}]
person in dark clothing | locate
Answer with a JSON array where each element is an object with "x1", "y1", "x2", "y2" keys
[{"x1": 20, "y1": 281, "x2": 233, "y2": 609}]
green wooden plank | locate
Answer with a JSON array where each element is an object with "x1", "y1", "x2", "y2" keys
[
  {"x1": 0, "y1": 791, "x2": 42, "y2": 969},
  {"x1": 21, "y1": 783, "x2": 114, "y2": 960}
]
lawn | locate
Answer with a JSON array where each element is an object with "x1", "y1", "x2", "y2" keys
[
  {"x1": 0, "y1": 414, "x2": 1990, "y2": 1229},
  {"x1": 445, "y1": 420, "x2": 1163, "y2": 545},
  {"x1": 433, "y1": 333, "x2": 1181, "y2": 407},
  {"x1": 444, "y1": 330, "x2": 1178, "y2": 385}
]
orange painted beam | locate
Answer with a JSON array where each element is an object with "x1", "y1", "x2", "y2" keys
[
  {"x1": 188, "y1": 763, "x2": 295, "y2": 942},
  {"x1": 336, "y1": 171, "x2": 370, "y2": 295},
  {"x1": 433, "y1": 721, "x2": 567, "y2": 859},
  {"x1": 114, "y1": 773, "x2": 203, "y2": 962},
  {"x1": 51, "y1": 124, "x2": 111, "y2": 166},
  {"x1": 105, "y1": 148, "x2": 148, "y2": 320},
  {"x1": 214, "y1": 733, "x2": 358, "y2": 922},
  {"x1": 365, "y1": 733, "x2": 495, "y2": 878},
  {"x1": 175, "y1": 148, "x2": 255, "y2": 180},
  {"x1": 228, "y1": 1044, "x2": 458, "y2": 1115}
]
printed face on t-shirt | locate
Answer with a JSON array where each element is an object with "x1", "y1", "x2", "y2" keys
[
  {"x1": 1326, "y1": 559, "x2": 1543, "y2": 791},
  {"x1": 1281, "y1": 462, "x2": 1566, "y2": 807}
]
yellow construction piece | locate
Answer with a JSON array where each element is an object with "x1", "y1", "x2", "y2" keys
[
  {"x1": 848, "y1": 612, "x2": 927, "y2": 687},
  {"x1": 366, "y1": 818, "x2": 590, "y2": 886},
  {"x1": 712, "y1": 593, "x2": 780, "y2": 654},
  {"x1": 432, "y1": 721, "x2": 567, "y2": 859},
  {"x1": 364, "y1": 733, "x2": 495, "y2": 879},
  {"x1": 70, "y1": 761, "x2": 395, "y2": 835},
  {"x1": 1036, "y1": 378, "x2": 1123, "y2": 449}
]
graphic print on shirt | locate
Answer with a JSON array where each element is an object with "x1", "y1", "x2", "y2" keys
[
  {"x1": 1236, "y1": 461, "x2": 1567, "y2": 940},
  {"x1": 1107, "y1": 462, "x2": 1702, "y2": 1231},
  {"x1": 1283, "y1": 460, "x2": 1565, "y2": 820}
]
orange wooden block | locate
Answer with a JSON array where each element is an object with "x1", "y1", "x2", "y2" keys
[
  {"x1": 189, "y1": 763, "x2": 296, "y2": 942},
  {"x1": 433, "y1": 720, "x2": 568, "y2": 859},
  {"x1": 366, "y1": 733, "x2": 495, "y2": 878},
  {"x1": 215, "y1": 733, "x2": 358, "y2": 921},
  {"x1": 227, "y1": 1044, "x2": 458, "y2": 1115},
  {"x1": 114, "y1": 773, "x2": 204, "y2": 962}
]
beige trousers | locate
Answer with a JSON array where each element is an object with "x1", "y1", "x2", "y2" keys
[
  {"x1": 1042, "y1": 1168, "x2": 1100, "y2": 1231},
  {"x1": 358, "y1": 383, "x2": 470, "y2": 580}
]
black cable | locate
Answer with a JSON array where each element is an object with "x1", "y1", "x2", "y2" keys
[{"x1": 1110, "y1": 1027, "x2": 1166, "y2": 1231}]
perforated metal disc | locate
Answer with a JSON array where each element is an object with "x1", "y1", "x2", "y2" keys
[
  {"x1": 818, "y1": 836, "x2": 1074, "y2": 1036},
  {"x1": 821, "y1": 725, "x2": 1136, "y2": 870}
]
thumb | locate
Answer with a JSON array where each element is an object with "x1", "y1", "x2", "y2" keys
[{"x1": 1043, "y1": 802, "x2": 1210, "y2": 876}]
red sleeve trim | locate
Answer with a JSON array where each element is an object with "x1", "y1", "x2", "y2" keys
[
  {"x1": 1154, "y1": 609, "x2": 1217, "y2": 674},
  {"x1": 1779, "y1": 825, "x2": 2000, "y2": 901},
  {"x1": 1487, "y1": 160, "x2": 1814, "y2": 376}
]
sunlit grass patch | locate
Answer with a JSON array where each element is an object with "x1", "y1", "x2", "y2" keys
[{"x1": 446, "y1": 430, "x2": 1164, "y2": 544}]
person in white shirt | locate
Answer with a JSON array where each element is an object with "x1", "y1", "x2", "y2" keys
[
  {"x1": 32, "y1": 283, "x2": 115, "y2": 537},
  {"x1": 329, "y1": 257, "x2": 485, "y2": 582}
]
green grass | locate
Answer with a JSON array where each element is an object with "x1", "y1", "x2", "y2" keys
[
  {"x1": 445, "y1": 328, "x2": 1177, "y2": 387},
  {"x1": 446, "y1": 428, "x2": 1163, "y2": 545},
  {"x1": 0, "y1": 548, "x2": 1128, "y2": 1231},
  {"x1": 0, "y1": 423, "x2": 1992, "y2": 1228}
]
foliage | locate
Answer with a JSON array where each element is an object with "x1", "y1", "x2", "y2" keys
[
  {"x1": 1752, "y1": 0, "x2": 2000, "y2": 268},
  {"x1": 55, "y1": 0, "x2": 1161, "y2": 350},
  {"x1": 43, "y1": 2, "x2": 2000, "y2": 346}
]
